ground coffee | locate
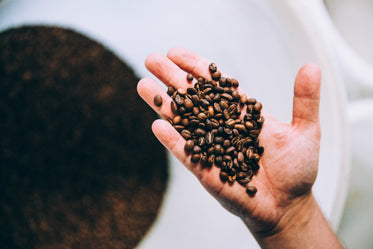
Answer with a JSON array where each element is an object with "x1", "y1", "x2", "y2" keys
[{"x1": 0, "y1": 26, "x2": 168, "y2": 249}]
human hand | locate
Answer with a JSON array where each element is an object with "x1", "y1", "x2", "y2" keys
[{"x1": 137, "y1": 47, "x2": 322, "y2": 238}]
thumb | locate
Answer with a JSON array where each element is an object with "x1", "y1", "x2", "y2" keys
[{"x1": 292, "y1": 64, "x2": 321, "y2": 128}]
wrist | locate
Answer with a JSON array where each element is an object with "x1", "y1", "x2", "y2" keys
[{"x1": 249, "y1": 193, "x2": 344, "y2": 249}]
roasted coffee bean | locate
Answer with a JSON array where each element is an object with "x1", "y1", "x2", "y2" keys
[
  {"x1": 257, "y1": 116, "x2": 265, "y2": 125},
  {"x1": 237, "y1": 171, "x2": 246, "y2": 180},
  {"x1": 247, "y1": 98, "x2": 256, "y2": 105},
  {"x1": 177, "y1": 88, "x2": 187, "y2": 95},
  {"x1": 244, "y1": 121, "x2": 254, "y2": 129},
  {"x1": 181, "y1": 118, "x2": 189, "y2": 127},
  {"x1": 181, "y1": 129, "x2": 192, "y2": 140},
  {"x1": 228, "y1": 174, "x2": 236, "y2": 183},
  {"x1": 224, "y1": 128, "x2": 233, "y2": 136},
  {"x1": 240, "y1": 94, "x2": 248, "y2": 105},
  {"x1": 237, "y1": 152, "x2": 244, "y2": 163},
  {"x1": 174, "y1": 95, "x2": 183, "y2": 105},
  {"x1": 191, "y1": 153, "x2": 201, "y2": 163},
  {"x1": 231, "y1": 78, "x2": 239, "y2": 87},
  {"x1": 171, "y1": 101, "x2": 178, "y2": 114},
  {"x1": 209, "y1": 62, "x2": 217, "y2": 73},
  {"x1": 167, "y1": 86, "x2": 176, "y2": 96},
  {"x1": 220, "y1": 171, "x2": 229, "y2": 182},
  {"x1": 232, "y1": 90, "x2": 240, "y2": 100},
  {"x1": 241, "y1": 162, "x2": 249, "y2": 172},
  {"x1": 254, "y1": 102, "x2": 262, "y2": 112},
  {"x1": 198, "y1": 137, "x2": 206, "y2": 147},
  {"x1": 173, "y1": 115, "x2": 182, "y2": 124},
  {"x1": 187, "y1": 73, "x2": 194, "y2": 82},
  {"x1": 200, "y1": 99, "x2": 210, "y2": 107},
  {"x1": 197, "y1": 112, "x2": 207, "y2": 121},
  {"x1": 234, "y1": 124, "x2": 246, "y2": 132},
  {"x1": 194, "y1": 128, "x2": 206, "y2": 136},
  {"x1": 214, "y1": 136, "x2": 224, "y2": 144},
  {"x1": 215, "y1": 155, "x2": 223, "y2": 166},
  {"x1": 225, "y1": 146, "x2": 236, "y2": 154},
  {"x1": 256, "y1": 146, "x2": 264, "y2": 155},
  {"x1": 225, "y1": 119, "x2": 235, "y2": 128},
  {"x1": 184, "y1": 98, "x2": 194, "y2": 109},
  {"x1": 153, "y1": 95, "x2": 163, "y2": 106},
  {"x1": 201, "y1": 153, "x2": 208, "y2": 166},
  {"x1": 223, "y1": 155, "x2": 232, "y2": 161},
  {"x1": 223, "y1": 139, "x2": 231, "y2": 148},
  {"x1": 214, "y1": 144, "x2": 223, "y2": 155},
  {"x1": 206, "y1": 132, "x2": 214, "y2": 145},
  {"x1": 225, "y1": 78, "x2": 232, "y2": 87},
  {"x1": 197, "y1": 76, "x2": 205, "y2": 84},
  {"x1": 238, "y1": 176, "x2": 251, "y2": 185},
  {"x1": 174, "y1": 125, "x2": 186, "y2": 132},
  {"x1": 219, "y1": 77, "x2": 227, "y2": 87},
  {"x1": 192, "y1": 145, "x2": 202, "y2": 154},
  {"x1": 246, "y1": 186, "x2": 257, "y2": 195},
  {"x1": 207, "y1": 154, "x2": 215, "y2": 165},
  {"x1": 212, "y1": 71, "x2": 221, "y2": 80},
  {"x1": 221, "y1": 93, "x2": 233, "y2": 101},
  {"x1": 184, "y1": 140, "x2": 195, "y2": 152},
  {"x1": 208, "y1": 106, "x2": 215, "y2": 116}
]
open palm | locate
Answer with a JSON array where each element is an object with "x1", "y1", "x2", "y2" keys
[{"x1": 137, "y1": 47, "x2": 321, "y2": 235}]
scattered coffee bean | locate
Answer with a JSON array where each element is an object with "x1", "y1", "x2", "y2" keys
[
  {"x1": 153, "y1": 95, "x2": 163, "y2": 107},
  {"x1": 209, "y1": 63, "x2": 217, "y2": 73},
  {"x1": 246, "y1": 186, "x2": 257, "y2": 195},
  {"x1": 187, "y1": 73, "x2": 194, "y2": 82}
]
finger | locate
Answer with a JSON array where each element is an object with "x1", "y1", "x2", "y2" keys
[
  {"x1": 145, "y1": 53, "x2": 192, "y2": 89},
  {"x1": 151, "y1": 119, "x2": 239, "y2": 200},
  {"x1": 167, "y1": 47, "x2": 213, "y2": 80},
  {"x1": 151, "y1": 119, "x2": 196, "y2": 172},
  {"x1": 292, "y1": 64, "x2": 321, "y2": 127},
  {"x1": 137, "y1": 78, "x2": 173, "y2": 119}
]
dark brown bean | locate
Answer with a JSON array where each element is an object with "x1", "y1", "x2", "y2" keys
[
  {"x1": 181, "y1": 129, "x2": 192, "y2": 139},
  {"x1": 184, "y1": 98, "x2": 194, "y2": 109},
  {"x1": 209, "y1": 63, "x2": 217, "y2": 73},
  {"x1": 195, "y1": 128, "x2": 206, "y2": 136},
  {"x1": 212, "y1": 71, "x2": 221, "y2": 80},
  {"x1": 254, "y1": 102, "x2": 262, "y2": 112},
  {"x1": 191, "y1": 153, "x2": 201, "y2": 163},
  {"x1": 192, "y1": 145, "x2": 202, "y2": 154},
  {"x1": 208, "y1": 154, "x2": 215, "y2": 165},
  {"x1": 237, "y1": 152, "x2": 244, "y2": 163},
  {"x1": 187, "y1": 73, "x2": 194, "y2": 82},
  {"x1": 214, "y1": 144, "x2": 223, "y2": 155},
  {"x1": 220, "y1": 171, "x2": 229, "y2": 181},
  {"x1": 246, "y1": 186, "x2": 257, "y2": 195},
  {"x1": 184, "y1": 140, "x2": 194, "y2": 152},
  {"x1": 231, "y1": 78, "x2": 239, "y2": 87},
  {"x1": 173, "y1": 115, "x2": 182, "y2": 124},
  {"x1": 232, "y1": 90, "x2": 240, "y2": 100},
  {"x1": 171, "y1": 101, "x2": 178, "y2": 114},
  {"x1": 167, "y1": 86, "x2": 176, "y2": 96},
  {"x1": 219, "y1": 77, "x2": 227, "y2": 87},
  {"x1": 221, "y1": 93, "x2": 233, "y2": 101},
  {"x1": 154, "y1": 95, "x2": 163, "y2": 106},
  {"x1": 206, "y1": 132, "x2": 214, "y2": 145},
  {"x1": 177, "y1": 88, "x2": 187, "y2": 95}
]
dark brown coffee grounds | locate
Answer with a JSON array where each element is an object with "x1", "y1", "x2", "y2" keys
[{"x1": 0, "y1": 25, "x2": 168, "y2": 249}]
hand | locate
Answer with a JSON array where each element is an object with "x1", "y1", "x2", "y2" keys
[{"x1": 137, "y1": 47, "x2": 342, "y2": 248}]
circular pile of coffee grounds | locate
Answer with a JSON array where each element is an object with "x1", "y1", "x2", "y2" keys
[{"x1": 0, "y1": 25, "x2": 168, "y2": 249}]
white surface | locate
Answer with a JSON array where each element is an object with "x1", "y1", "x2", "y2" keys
[{"x1": 0, "y1": 1, "x2": 350, "y2": 248}]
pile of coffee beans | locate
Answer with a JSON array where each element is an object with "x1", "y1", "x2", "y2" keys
[{"x1": 166, "y1": 63, "x2": 264, "y2": 195}]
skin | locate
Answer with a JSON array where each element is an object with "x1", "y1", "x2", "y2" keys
[{"x1": 137, "y1": 47, "x2": 344, "y2": 249}]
